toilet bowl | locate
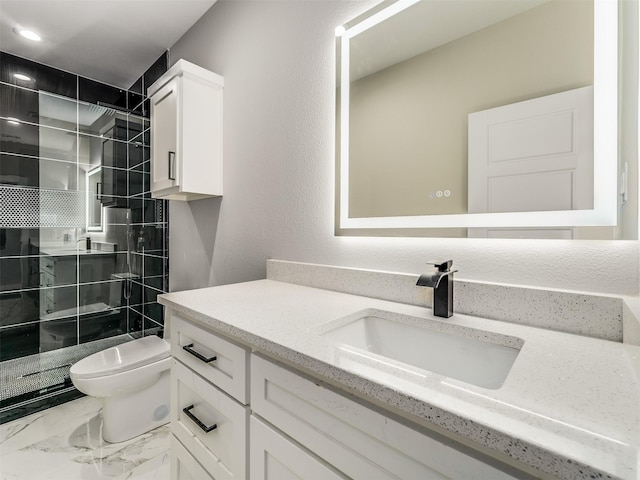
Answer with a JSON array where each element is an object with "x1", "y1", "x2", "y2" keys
[{"x1": 70, "y1": 335, "x2": 171, "y2": 443}]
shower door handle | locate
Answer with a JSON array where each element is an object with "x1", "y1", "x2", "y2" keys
[
  {"x1": 182, "y1": 404, "x2": 217, "y2": 433},
  {"x1": 182, "y1": 343, "x2": 217, "y2": 363},
  {"x1": 168, "y1": 151, "x2": 176, "y2": 181}
]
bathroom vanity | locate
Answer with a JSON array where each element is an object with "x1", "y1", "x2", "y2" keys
[{"x1": 160, "y1": 261, "x2": 640, "y2": 480}]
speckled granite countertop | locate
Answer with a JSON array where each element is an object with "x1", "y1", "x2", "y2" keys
[{"x1": 159, "y1": 279, "x2": 640, "y2": 480}]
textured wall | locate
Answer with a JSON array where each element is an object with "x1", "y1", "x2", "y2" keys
[{"x1": 168, "y1": 0, "x2": 639, "y2": 296}]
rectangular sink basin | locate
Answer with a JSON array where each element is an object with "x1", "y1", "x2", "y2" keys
[{"x1": 320, "y1": 310, "x2": 523, "y2": 389}]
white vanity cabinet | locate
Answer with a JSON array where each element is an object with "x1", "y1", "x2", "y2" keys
[
  {"x1": 170, "y1": 314, "x2": 249, "y2": 480},
  {"x1": 251, "y1": 354, "x2": 520, "y2": 480},
  {"x1": 168, "y1": 311, "x2": 522, "y2": 480},
  {"x1": 148, "y1": 59, "x2": 223, "y2": 201}
]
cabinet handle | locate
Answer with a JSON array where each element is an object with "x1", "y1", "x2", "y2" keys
[
  {"x1": 97, "y1": 182, "x2": 102, "y2": 200},
  {"x1": 182, "y1": 343, "x2": 217, "y2": 363},
  {"x1": 182, "y1": 404, "x2": 217, "y2": 433},
  {"x1": 168, "y1": 151, "x2": 176, "y2": 181}
]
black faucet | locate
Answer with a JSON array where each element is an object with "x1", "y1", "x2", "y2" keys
[{"x1": 416, "y1": 260, "x2": 457, "y2": 318}]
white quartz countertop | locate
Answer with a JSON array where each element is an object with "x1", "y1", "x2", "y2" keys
[{"x1": 158, "y1": 280, "x2": 640, "y2": 480}]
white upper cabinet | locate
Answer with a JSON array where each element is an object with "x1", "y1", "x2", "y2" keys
[{"x1": 148, "y1": 59, "x2": 224, "y2": 201}]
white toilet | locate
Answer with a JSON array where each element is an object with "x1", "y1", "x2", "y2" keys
[{"x1": 70, "y1": 335, "x2": 171, "y2": 443}]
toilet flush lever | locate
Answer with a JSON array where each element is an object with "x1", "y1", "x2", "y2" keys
[
  {"x1": 182, "y1": 343, "x2": 217, "y2": 363},
  {"x1": 183, "y1": 405, "x2": 218, "y2": 433}
]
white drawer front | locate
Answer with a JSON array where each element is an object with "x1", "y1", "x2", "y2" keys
[
  {"x1": 172, "y1": 359, "x2": 248, "y2": 480},
  {"x1": 171, "y1": 434, "x2": 215, "y2": 480},
  {"x1": 251, "y1": 354, "x2": 518, "y2": 480},
  {"x1": 250, "y1": 416, "x2": 347, "y2": 480},
  {"x1": 171, "y1": 314, "x2": 249, "y2": 403}
]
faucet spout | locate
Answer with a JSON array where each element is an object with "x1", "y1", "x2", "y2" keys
[{"x1": 416, "y1": 260, "x2": 457, "y2": 318}]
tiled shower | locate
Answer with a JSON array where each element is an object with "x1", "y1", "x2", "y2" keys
[{"x1": 0, "y1": 52, "x2": 169, "y2": 423}]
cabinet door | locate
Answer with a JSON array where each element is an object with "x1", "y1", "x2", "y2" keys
[
  {"x1": 151, "y1": 79, "x2": 179, "y2": 192},
  {"x1": 171, "y1": 435, "x2": 215, "y2": 480},
  {"x1": 172, "y1": 359, "x2": 248, "y2": 480},
  {"x1": 252, "y1": 354, "x2": 520, "y2": 480},
  {"x1": 250, "y1": 416, "x2": 347, "y2": 480}
]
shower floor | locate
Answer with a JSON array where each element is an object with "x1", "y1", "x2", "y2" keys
[{"x1": 0, "y1": 334, "x2": 134, "y2": 423}]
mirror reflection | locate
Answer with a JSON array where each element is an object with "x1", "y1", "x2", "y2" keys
[
  {"x1": 338, "y1": 0, "x2": 628, "y2": 239},
  {"x1": 87, "y1": 167, "x2": 103, "y2": 231}
]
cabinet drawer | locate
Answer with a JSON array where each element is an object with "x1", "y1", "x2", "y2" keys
[
  {"x1": 172, "y1": 359, "x2": 248, "y2": 480},
  {"x1": 171, "y1": 314, "x2": 249, "y2": 403},
  {"x1": 171, "y1": 434, "x2": 215, "y2": 480},
  {"x1": 251, "y1": 354, "x2": 518, "y2": 480},
  {"x1": 250, "y1": 416, "x2": 347, "y2": 480}
]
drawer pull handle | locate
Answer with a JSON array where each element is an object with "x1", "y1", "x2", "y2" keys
[
  {"x1": 182, "y1": 343, "x2": 217, "y2": 363},
  {"x1": 183, "y1": 405, "x2": 217, "y2": 433}
]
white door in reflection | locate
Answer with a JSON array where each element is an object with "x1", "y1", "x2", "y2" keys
[{"x1": 468, "y1": 86, "x2": 594, "y2": 238}]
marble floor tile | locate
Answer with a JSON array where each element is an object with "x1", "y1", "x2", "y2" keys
[{"x1": 0, "y1": 396, "x2": 169, "y2": 480}]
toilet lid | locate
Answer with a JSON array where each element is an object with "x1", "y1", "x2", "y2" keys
[{"x1": 70, "y1": 335, "x2": 170, "y2": 379}]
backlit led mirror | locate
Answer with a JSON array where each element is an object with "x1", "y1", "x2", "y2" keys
[{"x1": 336, "y1": 0, "x2": 634, "y2": 239}]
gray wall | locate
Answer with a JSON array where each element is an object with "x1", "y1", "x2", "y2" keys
[{"x1": 168, "y1": 0, "x2": 639, "y2": 296}]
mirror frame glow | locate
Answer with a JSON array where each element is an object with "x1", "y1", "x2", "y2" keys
[
  {"x1": 86, "y1": 166, "x2": 104, "y2": 232},
  {"x1": 338, "y1": 0, "x2": 618, "y2": 231}
]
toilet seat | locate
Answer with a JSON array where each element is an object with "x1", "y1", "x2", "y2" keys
[{"x1": 70, "y1": 335, "x2": 170, "y2": 380}]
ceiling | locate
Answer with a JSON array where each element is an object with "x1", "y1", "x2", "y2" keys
[{"x1": 0, "y1": 0, "x2": 218, "y2": 89}]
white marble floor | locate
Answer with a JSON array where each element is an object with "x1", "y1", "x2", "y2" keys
[{"x1": 0, "y1": 396, "x2": 169, "y2": 480}]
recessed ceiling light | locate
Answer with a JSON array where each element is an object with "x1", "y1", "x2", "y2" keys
[
  {"x1": 17, "y1": 29, "x2": 42, "y2": 42},
  {"x1": 14, "y1": 73, "x2": 33, "y2": 82}
]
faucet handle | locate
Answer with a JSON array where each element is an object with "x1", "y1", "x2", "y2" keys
[{"x1": 427, "y1": 260, "x2": 453, "y2": 272}]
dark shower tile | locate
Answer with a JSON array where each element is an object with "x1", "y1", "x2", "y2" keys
[
  {"x1": 0, "y1": 322, "x2": 39, "y2": 361},
  {"x1": 113, "y1": 252, "x2": 129, "y2": 274},
  {"x1": 0, "y1": 258, "x2": 40, "y2": 291},
  {"x1": 128, "y1": 310, "x2": 143, "y2": 334},
  {"x1": 144, "y1": 199, "x2": 167, "y2": 224},
  {"x1": 129, "y1": 170, "x2": 144, "y2": 197},
  {"x1": 79, "y1": 253, "x2": 118, "y2": 284},
  {"x1": 129, "y1": 198, "x2": 144, "y2": 224},
  {"x1": 0, "y1": 153, "x2": 39, "y2": 187},
  {"x1": 0, "y1": 229, "x2": 40, "y2": 257},
  {"x1": 0, "y1": 52, "x2": 77, "y2": 99},
  {"x1": 129, "y1": 143, "x2": 145, "y2": 169},
  {"x1": 142, "y1": 52, "x2": 168, "y2": 94},
  {"x1": 104, "y1": 207, "x2": 128, "y2": 226},
  {"x1": 142, "y1": 99, "x2": 151, "y2": 119},
  {"x1": 128, "y1": 92, "x2": 144, "y2": 116},
  {"x1": 143, "y1": 255, "x2": 165, "y2": 278},
  {"x1": 144, "y1": 300, "x2": 163, "y2": 325},
  {"x1": 127, "y1": 280, "x2": 143, "y2": 308},
  {"x1": 143, "y1": 276, "x2": 165, "y2": 291},
  {"x1": 129, "y1": 75, "x2": 143, "y2": 95},
  {"x1": 128, "y1": 116, "x2": 147, "y2": 142},
  {"x1": 39, "y1": 316, "x2": 78, "y2": 352},
  {"x1": 79, "y1": 281, "x2": 112, "y2": 310},
  {"x1": 141, "y1": 225, "x2": 163, "y2": 253},
  {"x1": 78, "y1": 77, "x2": 127, "y2": 110},
  {"x1": 40, "y1": 255, "x2": 77, "y2": 287},
  {"x1": 0, "y1": 290, "x2": 39, "y2": 326},
  {"x1": 78, "y1": 308, "x2": 126, "y2": 345},
  {"x1": 0, "y1": 118, "x2": 39, "y2": 157},
  {"x1": 40, "y1": 285, "x2": 77, "y2": 318},
  {"x1": 143, "y1": 316, "x2": 163, "y2": 335},
  {"x1": 0, "y1": 83, "x2": 39, "y2": 124}
]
